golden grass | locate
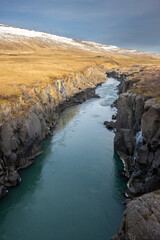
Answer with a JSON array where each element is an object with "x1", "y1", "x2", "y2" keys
[
  {"x1": 0, "y1": 44, "x2": 160, "y2": 105},
  {"x1": 129, "y1": 65, "x2": 160, "y2": 104}
]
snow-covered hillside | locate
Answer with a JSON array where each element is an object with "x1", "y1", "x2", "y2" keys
[{"x1": 0, "y1": 24, "x2": 146, "y2": 55}]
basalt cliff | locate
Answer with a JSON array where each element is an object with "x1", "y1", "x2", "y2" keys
[
  {"x1": 0, "y1": 66, "x2": 107, "y2": 198},
  {"x1": 108, "y1": 65, "x2": 160, "y2": 239}
]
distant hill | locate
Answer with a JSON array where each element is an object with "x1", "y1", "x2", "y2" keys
[{"x1": 0, "y1": 24, "x2": 156, "y2": 56}]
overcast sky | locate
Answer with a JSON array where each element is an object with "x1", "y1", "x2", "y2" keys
[{"x1": 0, "y1": 0, "x2": 160, "y2": 53}]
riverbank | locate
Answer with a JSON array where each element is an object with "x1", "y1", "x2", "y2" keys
[
  {"x1": 0, "y1": 66, "x2": 107, "y2": 199},
  {"x1": 0, "y1": 78, "x2": 126, "y2": 240},
  {"x1": 107, "y1": 65, "x2": 160, "y2": 239}
]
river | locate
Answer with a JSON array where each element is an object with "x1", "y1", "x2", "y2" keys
[{"x1": 0, "y1": 77, "x2": 126, "y2": 240}]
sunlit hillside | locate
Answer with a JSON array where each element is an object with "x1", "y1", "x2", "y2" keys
[{"x1": 0, "y1": 24, "x2": 160, "y2": 104}]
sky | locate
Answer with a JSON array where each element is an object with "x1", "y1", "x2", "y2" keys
[{"x1": 0, "y1": 0, "x2": 160, "y2": 54}]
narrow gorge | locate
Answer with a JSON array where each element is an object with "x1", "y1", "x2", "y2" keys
[
  {"x1": 0, "y1": 25, "x2": 160, "y2": 240},
  {"x1": 0, "y1": 77, "x2": 127, "y2": 240},
  {"x1": 0, "y1": 66, "x2": 107, "y2": 199}
]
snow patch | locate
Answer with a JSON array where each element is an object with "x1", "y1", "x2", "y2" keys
[
  {"x1": 0, "y1": 24, "x2": 142, "y2": 54},
  {"x1": 0, "y1": 25, "x2": 85, "y2": 48}
]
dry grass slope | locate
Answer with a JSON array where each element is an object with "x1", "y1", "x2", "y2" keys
[
  {"x1": 0, "y1": 26, "x2": 160, "y2": 106},
  {"x1": 130, "y1": 65, "x2": 160, "y2": 103}
]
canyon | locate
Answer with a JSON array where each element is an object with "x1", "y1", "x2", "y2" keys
[
  {"x1": 0, "y1": 24, "x2": 160, "y2": 239},
  {"x1": 0, "y1": 66, "x2": 107, "y2": 198}
]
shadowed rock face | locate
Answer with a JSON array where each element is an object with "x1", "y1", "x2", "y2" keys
[
  {"x1": 111, "y1": 191, "x2": 160, "y2": 240},
  {"x1": 0, "y1": 67, "x2": 107, "y2": 199},
  {"x1": 107, "y1": 66, "x2": 160, "y2": 197},
  {"x1": 108, "y1": 66, "x2": 160, "y2": 240},
  {"x1": 104, "y1": 120, "x2": 116, "y2": 130}
]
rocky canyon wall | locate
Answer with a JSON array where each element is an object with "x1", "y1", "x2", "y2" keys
[
  {"x1": 107, "y1": 66, "x2": 160, "y2": 197},
  {"x1": 108, "y1": 66, "x2": 160, "y2": 240},
  {"x1": 0, "y1": 66, "x2": 107, "y2": 199}
]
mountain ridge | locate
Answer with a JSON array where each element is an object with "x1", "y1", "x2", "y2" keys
[{"x1": 0, "y1": 24, "x2": 157, "y2": 56}]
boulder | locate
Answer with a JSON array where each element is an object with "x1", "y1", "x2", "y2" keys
[
  {"x1": 112, "y1": 191, "x2": 160, "y2": 240},
  {"x1": 104, "y1": 121, "x2": 116, "y2": 130},
  {"x1": 144, "y1": 98, "x2": 156, "y2": 111},
  {"x1": 112, "y1": 114, "x2": 117, "y2": 120}
]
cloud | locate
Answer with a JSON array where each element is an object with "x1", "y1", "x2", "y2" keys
[{"x1": 0, "y1": 0, "x2": 160, "y2": 52}]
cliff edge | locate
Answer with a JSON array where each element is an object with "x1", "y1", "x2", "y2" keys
[
  {"x1": 108, "y1": 65, "x2": 160, "y2": 239},
  {"x1": 112, "y1": 191, "x2": 160, "y2": 240}
]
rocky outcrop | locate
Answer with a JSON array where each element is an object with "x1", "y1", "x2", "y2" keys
[
  {"x1": 108, "y1": 66, "x2": 160, "y2": 240},
  {"x1": 112, "y1": 191, "x2": 160, "y2": 240},
  {"x1": 107, "y1": 67, "x2": 160, "y2": 197},
  {"x1": 0, "y1": 66, "x2": 107, "y2": 199},
  {"x1": 107, "y1": 65, "x2": 145, "y2": 94},
  {"x1": 104, "y1": 120, "x2": 116, "y2": 130},
  {"x1": 116, "y1": 95, "x2": 160, "y2": 197}
]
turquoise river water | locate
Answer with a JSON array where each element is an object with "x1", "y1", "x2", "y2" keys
[{"x1": 0, "y1": 78, "x2": 126, "y2": 240}]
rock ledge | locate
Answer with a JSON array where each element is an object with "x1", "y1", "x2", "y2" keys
[{"x1": 112, "y1": 191, "x2": 160, "y2": 240}]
